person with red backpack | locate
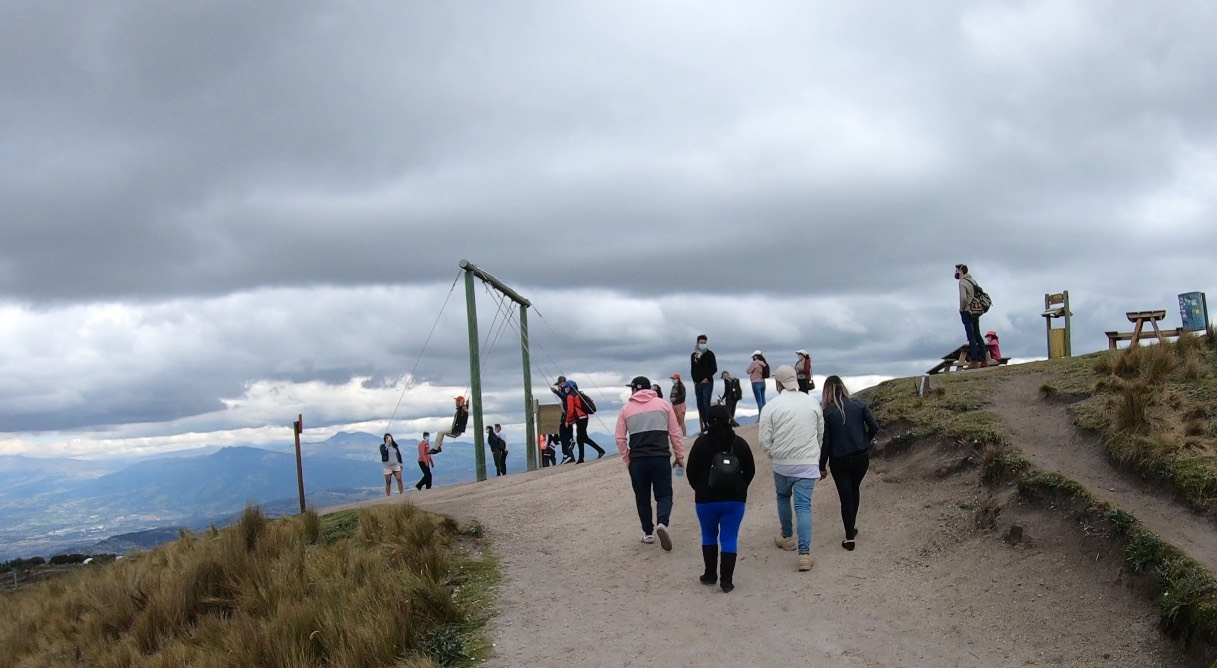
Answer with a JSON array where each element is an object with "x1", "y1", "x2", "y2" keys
[{"x1": 562, "y1": 380, "x2": 605, "y2": 462}]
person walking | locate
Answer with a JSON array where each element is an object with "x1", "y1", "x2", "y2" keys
[
  {"x1": 719, "y1": 371, "x2": 742, "y2": 427},
  {"x1": 956, "y1": 263, "x2": 986, "y2": 369},
  {"x1": 690, "y1": 334, "x2": 718, "y2": 433},
  {"x1": 758, "y1": 365, "x2": 824, "y2": 572},
  {"x1": 819, "y1": 376, "x2": 879, "y2": 551},
  {"x1": 551, "y1": 376, "x2": 575, "y2": 464},
  {"x1": 795, "y1": 350, "x2": 814, "y2": 393},
  {"x1": 380, "y1": 433, "x2": 404, "y2": 496},
  {"x1": 616, "y1": 375, "x2": 686, "y2": 551},
  {"x1": 685, "y1": 405, "x2": 756, "y2": 592},
  {"x1": 669, "y1": 373, "x2": 688, "y2": 436},
  {"x1": 416, "y1": 431, "x2": 438, "y2": 491},
  {"x1": 746, "y1": 351, "x2": 769, "y2": 414},
  {"x1": 563, "y1": 380, "x2": 606, "y2": 462}
]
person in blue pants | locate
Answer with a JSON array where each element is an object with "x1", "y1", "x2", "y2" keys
[{"x1": 685, "y1": 405, "x2": 756, "y2": 592}]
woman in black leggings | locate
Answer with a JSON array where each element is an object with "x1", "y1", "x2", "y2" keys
[{"x1": 819, "y1": 375, "x2": 880, "y2": 551}]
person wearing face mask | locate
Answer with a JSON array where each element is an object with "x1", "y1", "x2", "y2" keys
[
  {"x1": 956, "y1": 263, "x2": 986, "y2": 369},
  {"x1": 690, "y1": 334, "x2": 718, "y2": 434}
]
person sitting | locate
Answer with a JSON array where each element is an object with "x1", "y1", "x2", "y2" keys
[
  {"x1": 435, "y1": 396, "x2": 470, "y2": 452},
  {"x1": 985, "y1": 330, "x2": 1002, "y2": 366}
]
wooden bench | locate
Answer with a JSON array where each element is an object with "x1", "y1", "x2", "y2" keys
[
  {"x1": 927, "y1": 344, "x2": 1010, "y2": 375},
  {"x1": 1105, "y1": 310, "x2": 1185, "y2": 349}
]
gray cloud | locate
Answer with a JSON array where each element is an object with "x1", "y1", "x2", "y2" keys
[{"x1": 2, "y1": 2, "x2": 1215, "y2": 451}]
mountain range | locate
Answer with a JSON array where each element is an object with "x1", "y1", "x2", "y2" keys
[{"x1": 0, "y1": 429, "x2": 613, "y2": 561}]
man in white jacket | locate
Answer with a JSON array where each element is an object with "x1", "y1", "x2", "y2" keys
[{"x1": 758, "y1": 364, "x2": 825, "y2": 571}]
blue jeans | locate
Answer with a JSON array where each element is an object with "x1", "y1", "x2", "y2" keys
[
  {"x1": 751, "y1": 381, "x2": 766, "y2": 413},
  {"x1": 961, "y1": 311, "x2": 984, "y2": 362},
  {"x1": 696, "y1": 501, "x2": 746, "y2": 552},
  {"x1": 774, "y1": 472, "x2": 816, "y2": 553},
  {"x1": 629, "y1": 457, "x2": 673, "y2": 534},
  {"x1": 695, "y1": 381, "x2": 713, "y2": 430}
]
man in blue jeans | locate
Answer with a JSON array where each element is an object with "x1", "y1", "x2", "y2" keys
[
  {"x1": 956, "y1": 263, "x2": 986, "y2": 369},
  {"x1": 758, "y1": 365, "x2": 825, "y2": 572},
  {"x1": 690, "y1": 334, "x2": 717, "y2": 434},
  {"x1": 616, "y1": 375, "x2": 686, "y2": 551}
]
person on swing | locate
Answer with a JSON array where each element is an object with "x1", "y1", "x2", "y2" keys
[{"x1": 434, "y1": 396, "x2": 470, "y2": 452}]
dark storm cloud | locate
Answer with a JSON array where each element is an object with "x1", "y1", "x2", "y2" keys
[{"x1": 1, "y1": 1, "x2": 1215, "y2": 448}]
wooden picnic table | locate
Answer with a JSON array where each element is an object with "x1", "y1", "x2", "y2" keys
[
  {"x1": 1106, "y1": 310, "x2": 1183, "y2": 349},
  {"x1": 926, "y1": 344, "x2": 1009, "y2": 375}
]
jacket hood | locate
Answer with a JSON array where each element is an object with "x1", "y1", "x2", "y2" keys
[{"x1": 628, "y1": 389, "x2": 659, "y2": 404}]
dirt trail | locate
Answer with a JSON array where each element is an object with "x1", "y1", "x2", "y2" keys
[
  {"x1": 336, "y1": 421, "x2": 1190, "y2": 667},
  {"x1": 987, "y1": 372, "x2": 1217, "y2": 574}
]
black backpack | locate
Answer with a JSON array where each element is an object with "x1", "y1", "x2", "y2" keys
[
  {"x1": 967, "y1": 279, "x2": 993, "y2": 315},
  {"x1": 707, "y1": 440, "x2": 744, "y2": 493},
  {"x1": 578, "y1": 391, "x2": 597, "y2": 415}
]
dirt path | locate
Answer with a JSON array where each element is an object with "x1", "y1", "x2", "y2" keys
[
  {"x1": 987, "y1": 372, "x2": 1217, "y2": 575},
  {"x1": 338, "y1": 422, "x2": 1191, "y2": 667}
]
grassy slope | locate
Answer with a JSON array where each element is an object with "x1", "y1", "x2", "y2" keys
[
  {"x1": 0, "y1": 504, "x2": 499, "y2": 668},
  {"x1": 868, "y1": 332, "x2": 1217, "y2": 651}
]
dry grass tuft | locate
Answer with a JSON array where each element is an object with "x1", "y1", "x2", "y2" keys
[{"x1": 0, "y1": 504, "x2": 498, "y2": 667}]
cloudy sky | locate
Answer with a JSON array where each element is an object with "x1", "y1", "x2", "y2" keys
[{"x1": 2, "y1": 1, "x2": 1214, "y2": 460}]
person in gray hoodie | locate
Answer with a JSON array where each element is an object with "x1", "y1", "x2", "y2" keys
[
  {"x1": 758, "y1": 364, "x2": 824, "y2": 572},
  {"x1": 956, "y1": 263, "x2": 986, "y2": 369},
  {"x1": 819, "y1": 375, "x2": 880, "y2": 551}
]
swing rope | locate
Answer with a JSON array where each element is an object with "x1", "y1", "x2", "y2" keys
[{"x1": 383, "y1": 272, "x2": 462, "y2": 434}]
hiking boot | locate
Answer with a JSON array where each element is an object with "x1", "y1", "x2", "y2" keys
[
  {"x1": 641, "y1": 534, "x2": 655, "y2": 544},
  {"x1": 774, "y1": 534, "x2": 796, "y2": 551},
  {"x1": 700, "y1": 545, "x2": 718, "y2": 585},
  {"x1": 720, "y1": 552, "x2": 737, "y2": 593},
  {"x1": 655, "y1": 524, "x2": 672, "y2": 552},
  {"x1": 798, "y1": 554, "x2": 814, "y2": 572}
]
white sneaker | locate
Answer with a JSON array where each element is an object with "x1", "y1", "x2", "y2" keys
[
  {"x1": 641, "y1": 534, "x2": 655, "y2": 544},
  {"x1": 655, "y1": 524, "x2": 672, "y2": 552}
]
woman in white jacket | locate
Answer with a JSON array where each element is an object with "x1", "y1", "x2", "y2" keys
[{"x1": 758, "y1": 365, "x2": 824, "y2": 572}]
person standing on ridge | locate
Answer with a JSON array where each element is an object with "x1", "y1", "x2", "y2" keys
[
  {"x1": 720, "y1": 370, "x2": 742, "y2": 427},
  {"x1": 795, "y1": 349, "x2": 814, "y2": 393},
  {"x1": 685, "y1": 404, "x2": 756, "y2": 592},
  {"x1": 746, "y1": 350, "x2": 769, "y2": 414},
  {"x1": 416, "y1": 430, "x2": 438, "y2": 491},
  {"x1": 669, "y1": 373, "x2": 688, "y2": 436},
  {"x1": 380, "y1": 433, "x2": 404, "y2": 496},
  {"x1": 758, "y1": 365, "x2": 824, "y2": 572},
  {"x1": 616, "y1": 375, "x2": 686, "y2": 551},
  {"x1": 691, "y1": 334, "x2": 718, "y2": 433},
  {"x1": 488, "y1": 424, "x2": 508, "y2": 476},
  {"x1": 563, "y1": 379, "x2": 606, "y2": 462},
  {"x1": 551, "y1": 376, "x2": 575, "y2": 464},
  {"x1": 956, "y1": 263, "x2": 986, "y2": 369},
  {"x1": 819, "y1": 375, "x2": 879, "y2": 551}
]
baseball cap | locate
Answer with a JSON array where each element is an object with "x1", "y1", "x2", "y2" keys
[
  {"x1": 774, "y1": 364, "x2": 799, "y2": 390},
  {"x1": 670, "y1": 373, "x2": 681, "y2": 379},
  {"x1": 628, "y1": 375, "x2": 652, "y2": 391},
  {"x1": 795, "y1": 349, "x2": 809, "y2": 356},
  {"x1": 751, "y1": 350, "x2": 763, "y2": 356}
]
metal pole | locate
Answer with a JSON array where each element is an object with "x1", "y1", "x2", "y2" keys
[
  {"x1": 464, "y1": 269, "x2": 487, "y2": 481},
  {"x1": 1063, "y1": 290, "x2": 1072, "y2": 357},
  {"x1": 520, "y1": 303, "x2": 537, "y2": 471},
  {"x1": 293, "y1": 414, "x2": 305, "y2": 513}
]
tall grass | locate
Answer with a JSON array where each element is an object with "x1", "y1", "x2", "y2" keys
[
  {"x1": 0, "y1": 504, "x2": 496, "y2": 668},
  {"x1": 1091, "y1": 333, "x2": 1217, "y2": 507}
]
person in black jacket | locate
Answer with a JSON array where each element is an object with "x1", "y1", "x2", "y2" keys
[
  {"x1": 819, "y1": 375, "x2": 880, "y2": 551},
  {"x1": 685, "y1": 405, "x2": 756, "y2": 592},
  {"x1": 380, "y1": 433, "x2": 404, "y2": 496},
  {"x1": 669, "y1": 373, "x2": 688, "y2": 436},
  {"x1": 487, "y1": 425, "x2": 508, "y2": 476},
  {"x1": 690, "y1": 334, "x2": 718, "y2": 433}
]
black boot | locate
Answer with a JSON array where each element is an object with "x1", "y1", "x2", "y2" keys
[
  {"x1": 720, "y1": 552, "x2": 737, "y2": 593},
  {"x1": 700, "y1": 545, "x2": 718, "y2": 585}
]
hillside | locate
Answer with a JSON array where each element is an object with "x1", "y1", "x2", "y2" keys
[{"x1": 360, "y1": 335, "x2": 1217, "y2": 667}]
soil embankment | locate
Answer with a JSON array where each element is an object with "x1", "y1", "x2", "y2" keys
[{"x1": 338, "y1": 417, "x2": 1192, "y2": 667}]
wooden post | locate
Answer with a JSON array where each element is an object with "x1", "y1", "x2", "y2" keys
[
  {"x1": 464, "y1": 269, "x2": 487, "y2": 482},
  {"x1": 293, "y1": 414, "x2": 305, "y2": 513},
  {"x1": 520, "y1": 303, "x2": 537, "y2": 472}
]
